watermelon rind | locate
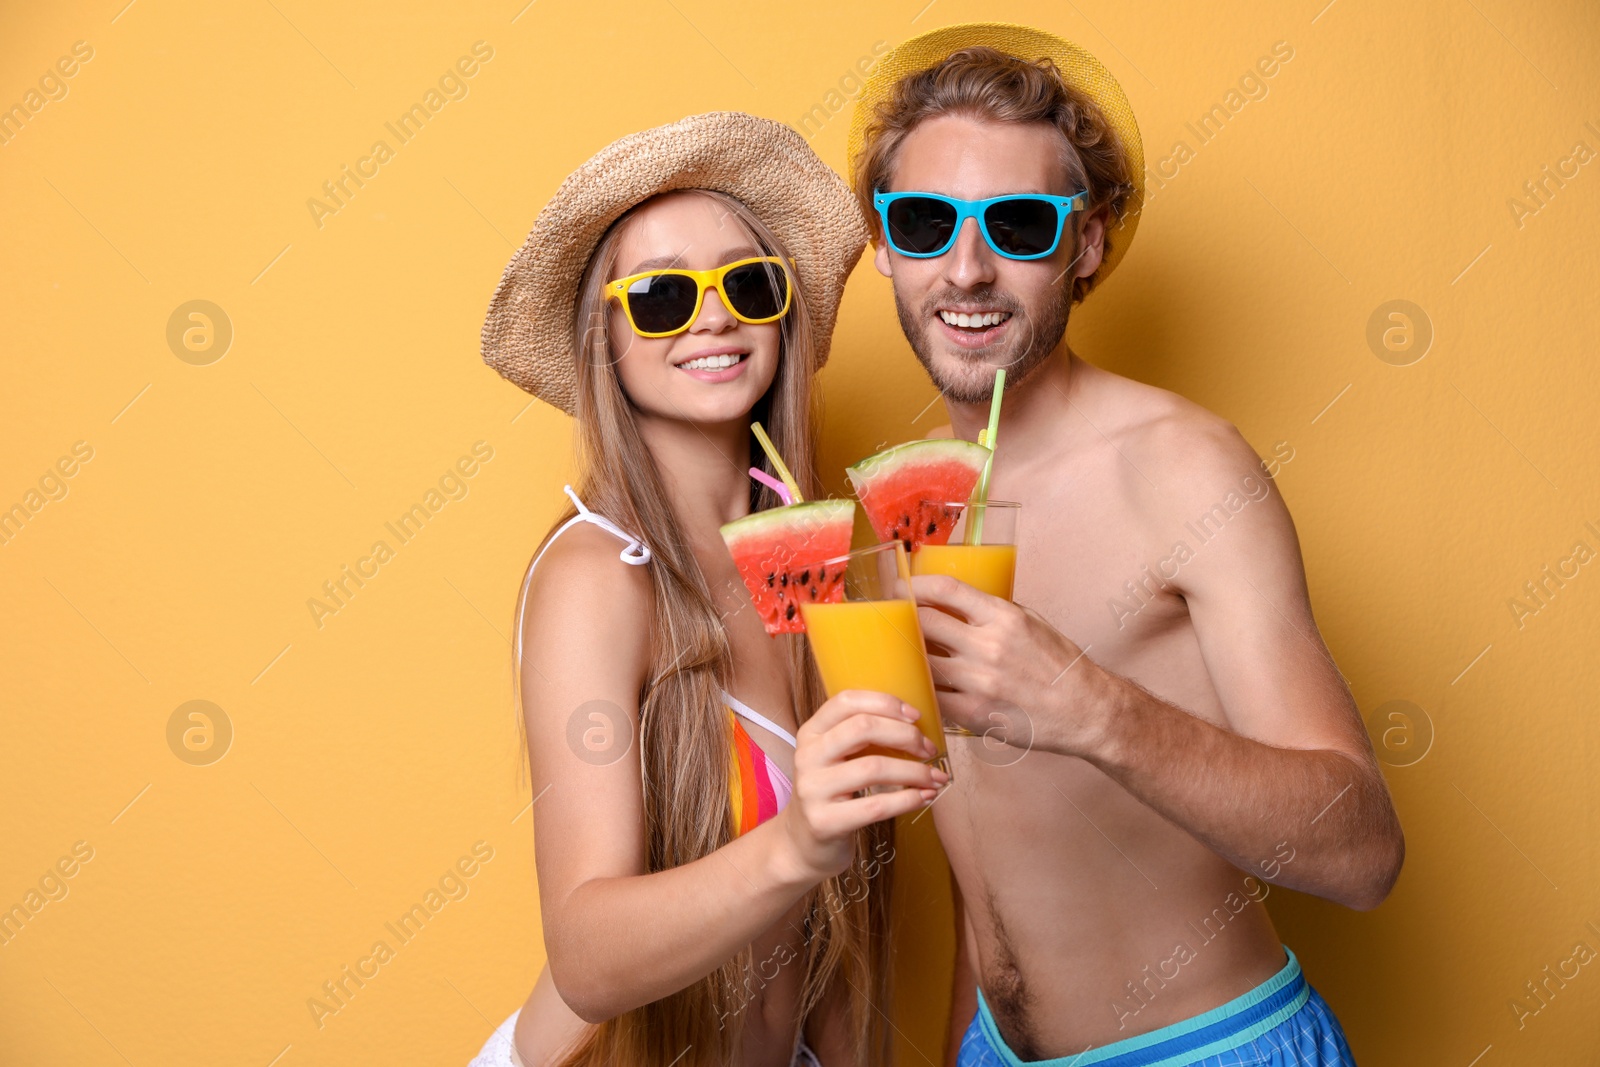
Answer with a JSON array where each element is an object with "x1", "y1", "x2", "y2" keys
[
  {"x1": 719, "y1": 498, "x2": 855, "y2": 547},
  {"x1": 845, "y1": 438, "x2": 991, "y2": 483}
]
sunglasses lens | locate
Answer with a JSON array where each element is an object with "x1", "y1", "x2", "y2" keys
[
  {"x1": 624, "y1": 274, "x2": 698, "y2": 334},
  {"x1": 722, "y1": 262, "x2": 789, "y2": 321},
  {"x1": 983, "y1": 198, "x2": 1061, "y2": 257},
  {"x1": 885, "y1": 196, "x2": 957, "y2": 255}
]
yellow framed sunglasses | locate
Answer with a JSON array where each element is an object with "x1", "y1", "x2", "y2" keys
[{"x1": 606, "y1": 255, "x2": 795, "y2": 338}]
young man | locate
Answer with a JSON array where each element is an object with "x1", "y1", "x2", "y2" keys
[{"x1": 846, "y1": 24, "x2": 1402, "y2": 1067}]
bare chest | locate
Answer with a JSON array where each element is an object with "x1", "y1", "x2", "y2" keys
[{"x1": 997, "y1": 461, "x2": 1197, "y2": 682}]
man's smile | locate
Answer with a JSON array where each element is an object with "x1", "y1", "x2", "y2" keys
[
  {"x1": 936, "y1": 306, "x2": 1014, "y2": 349},
  {"x1": 937, "y1": 309, "x2": 1013, "y2": 328}
]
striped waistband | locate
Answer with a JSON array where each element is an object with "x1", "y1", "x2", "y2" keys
[{"x1": 975, "y1": 944, "x2": 1309, "y2": 1067}]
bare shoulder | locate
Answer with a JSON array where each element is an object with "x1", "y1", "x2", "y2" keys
[
  {"x1": 1084, "y1": 371, "x2": 1312, "y2": 613},
  {"x1": 523, "y1": 520, "x2": 653, "y2": 615},
  {"x1": 1086, "y1": 366, "x2": 1272, "y2": 509},
  {"x1": 518, "y1": 521, "x2": 654, "y2": 691}
]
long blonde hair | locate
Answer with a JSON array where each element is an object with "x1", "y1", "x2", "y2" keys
[{"x1": 512, "y1": 189, "x2": 895, "y2": 1066}]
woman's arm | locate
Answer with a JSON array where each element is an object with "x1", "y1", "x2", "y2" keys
[{"x1": 522, "y1": 527, "x2": 945, "y2": 1023}]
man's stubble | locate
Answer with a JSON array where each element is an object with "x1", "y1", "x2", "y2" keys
[{"x1": 894, "y1": 281, "x2": 1072, "y2": 405}]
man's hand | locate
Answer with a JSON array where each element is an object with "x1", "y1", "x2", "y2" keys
[{"x1": 911, "y1": 572, "x2": 1107, "y2": 757}]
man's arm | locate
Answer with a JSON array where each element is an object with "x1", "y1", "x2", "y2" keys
[
  {"x1": 912, "y1": 423, "x2": 1404, "y2": 911},
  {"x1": 1083, "y1": 659, "x2": 1402, "y2": 910}
]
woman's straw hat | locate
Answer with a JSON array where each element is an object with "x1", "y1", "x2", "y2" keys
[
  {"x1": 481, "y1": 111, "x2": 869, "y2": 414},
  {"x1": 846, "y1": 22, "x2": 1145, "y2": 286}
]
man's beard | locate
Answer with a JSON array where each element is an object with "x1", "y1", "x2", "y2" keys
[{"x1": 894, "y1": 283, "x2": 1070, "y2": 404}]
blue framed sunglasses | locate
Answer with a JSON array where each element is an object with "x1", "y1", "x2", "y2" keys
[{"x1": 873, "y1": 188, "x2": 1089, "y2": 260}]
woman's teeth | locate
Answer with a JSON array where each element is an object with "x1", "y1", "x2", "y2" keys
[
  {"x1": 939, "y1": 310, "x2": 1012, "y2": 328},
  {"x1": 678, "y1": 353, "x2": 746, "y2": 371}
]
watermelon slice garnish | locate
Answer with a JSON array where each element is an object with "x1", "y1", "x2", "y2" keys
[
  {"x1": 720, "y1": 499, "x2": 856, "y2": 635},
  {"x1": 846, "y1": 438, "x2": 990, "y2": 549}
]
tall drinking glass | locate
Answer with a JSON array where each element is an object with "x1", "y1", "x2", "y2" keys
[{"x1": 799, "y1": 541, "x2": 951, "y2": 784}]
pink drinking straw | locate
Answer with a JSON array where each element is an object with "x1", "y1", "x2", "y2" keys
[{"x1": 748, "y1": 467, "x2": 793, "y2": 505}]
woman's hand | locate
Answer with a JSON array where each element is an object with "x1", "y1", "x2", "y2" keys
[{"x1": 777, "y1": 689, "x2": 950, "y2": 883}]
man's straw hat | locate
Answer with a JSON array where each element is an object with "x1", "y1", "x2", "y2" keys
[
  {"x1": 846, "y1": 22, "x2": 1145, "y2": 286},
  {"x1": 481, "y1": 111, "x2": 869, "y2": 414}
]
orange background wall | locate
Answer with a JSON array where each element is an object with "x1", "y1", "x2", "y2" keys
[{"x1": 3, "y1": 2, "x2": 1598, "y2": 1065}]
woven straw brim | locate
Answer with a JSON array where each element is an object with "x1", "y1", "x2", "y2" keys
[
  {"x1": 846, "y1": 22, "x2": 1145, "y2": 285},
  {"x1": 481, "y1": 111, "x2": 869, "y2": 413}
]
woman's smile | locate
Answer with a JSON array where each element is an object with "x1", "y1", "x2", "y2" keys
[{"x1": 672, "y1": 345, "x2": 751, "y2": 382}]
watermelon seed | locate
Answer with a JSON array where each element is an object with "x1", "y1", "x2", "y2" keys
[
  {"x1": 780, "y1": 573, "x2": 789, "y2": 587},
  {"x1": 798, "y1": 569, "x2": 810, "y2": 585},
  {"x1": 785, "y1": 602, "x2": 797, "y2": 621}
]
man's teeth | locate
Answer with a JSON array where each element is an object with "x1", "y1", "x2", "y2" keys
[
  {"x1": 678, "y1": 353, "x2": 746, "y2": 370},
  {"x1": 939, "y1": 310, "x2": 1012, "y2": 328}
]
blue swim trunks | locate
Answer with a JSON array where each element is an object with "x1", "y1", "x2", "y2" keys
[{"x1": 957, "y1": 945, "x2": 1355, "y2": 1067}]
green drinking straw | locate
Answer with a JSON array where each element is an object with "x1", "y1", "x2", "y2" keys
[
  {"x1": 964, "y1": 368, "x2": 1006, "y2": 546},
  {"x1": 751, "y1": 421, "x2": 804, "y2": 503}
]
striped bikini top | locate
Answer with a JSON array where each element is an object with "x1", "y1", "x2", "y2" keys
[
  {"x1": 723, "y1": 691, "x2": 796, "y2": 836},
  {"x1": 520, "y1": 486, "x2": 797, "y2": 839}
]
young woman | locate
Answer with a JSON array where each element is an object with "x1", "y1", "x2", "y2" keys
[{"x1": 470, "y1": 112, "x2": 949, "y2": 1067}]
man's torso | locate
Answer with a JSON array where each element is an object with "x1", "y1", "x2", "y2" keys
[{"x1": 931, "y1": 359, "x2": 1289, "y2": 1059}]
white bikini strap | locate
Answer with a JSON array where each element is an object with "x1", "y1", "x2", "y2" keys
[
  {"x1": 524, "y1": 485, "x2": 653, "y2": 578},
  {"x1": 515, "y1": 486, "x2": 654, "y2": 675},
  {"x1": 722, "y1": 689, "x2": 798, "y2": 749},
  {"x1": 562, "y1": 485, "x2": 653, "y2": 565}
]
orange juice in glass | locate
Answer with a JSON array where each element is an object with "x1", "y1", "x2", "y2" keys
[
  {"x1": 799, "y1": 541, "x2": 950, "y2": 782},
  {"x1": 910, "y1": 499, "x2": 1021, "y2": 600}
]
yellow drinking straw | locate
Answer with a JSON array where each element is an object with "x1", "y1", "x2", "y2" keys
[
  {"x1": 751, "y1": 421, "x2": 804, "y2": 503},
  {"x1": 964, "y1": 368, "x2": 1006, "y2": 545}
]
